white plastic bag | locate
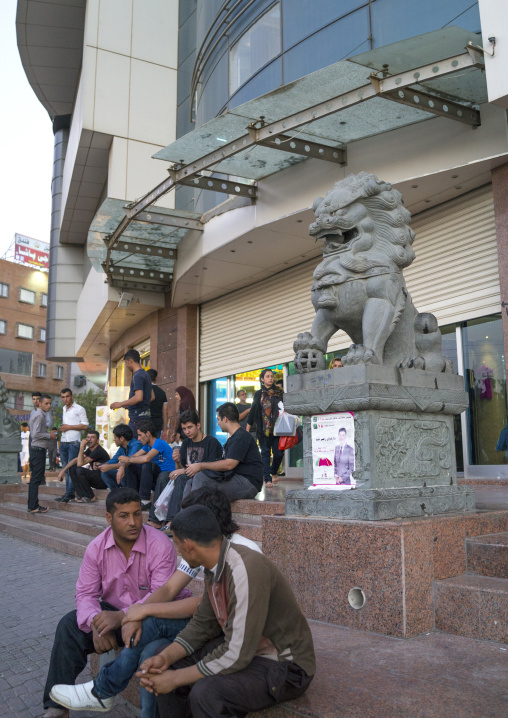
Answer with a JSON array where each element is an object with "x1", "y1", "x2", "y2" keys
[
  {"x1": 274, "y1": 411, "x2": 297, "y2": 436},
  {"x1": 154, "y1": 480, "x2": 175, "y2": 521}
]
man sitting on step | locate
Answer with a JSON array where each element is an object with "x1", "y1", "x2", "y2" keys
[
  {"x1": 57, "y1": 431, "x2": 110, "y2": 503},
  {"x1": 96, "y1": 423, "x2": 143, "y2": 491},
  {"x1": 43, "y1": 487, "x2": 196, "y2": 718},
  {"x1": 49, "y1": 487, "x2": 261, "y2": 718}
]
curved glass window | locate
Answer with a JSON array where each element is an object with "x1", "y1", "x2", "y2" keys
[{"x1": 229, "y1": 3, "x2": 281, "y2": 95}]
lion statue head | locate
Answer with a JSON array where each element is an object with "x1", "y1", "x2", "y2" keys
[{"x1": 310, "y1": 172, "x2": 415, "y2": 278}]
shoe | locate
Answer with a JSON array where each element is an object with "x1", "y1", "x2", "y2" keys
[
  {"x1": 55, "y1": 495, "x2": 69, "y2": 503},
  {"x1": 141, "y1": 501, "x2": 152, "y2": 511},
  {"x1": 75, "y1": 496, "x2": 96, "y2": 503},
  {"x1": 28, "y1": 506, "x2": 49, "y2": 513},
  {"x1": 45, "y1": 707, "x2": 69, "y2": 717},
  {"x1": 49, "y1": 681, "x2": 113, "y2": 713}
]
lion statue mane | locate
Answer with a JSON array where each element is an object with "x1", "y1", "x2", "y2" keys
[{"x1": 293, "y1": 172, "x2": 451, "y2": 373}]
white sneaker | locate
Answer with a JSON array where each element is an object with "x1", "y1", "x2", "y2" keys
[{"x1": 49, "y1": 681, "x2": 113, "y2": 712}]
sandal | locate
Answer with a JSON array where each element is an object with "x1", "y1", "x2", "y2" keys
[
  {"x1": 28, "y1": 506, "x2": 49, "y2": 514},
  {"x1": 265, "y1": 482, "x2": 273, "y2": 488},
  {"x1": 75, "y1": 496, "x2": 96, "y2": 503},
  {"x1": 162, "y1": 524, "x2": 173, "y2": 536},
  {"x1": 147, "y1": 520, "x2": 164, "y2": 529}
]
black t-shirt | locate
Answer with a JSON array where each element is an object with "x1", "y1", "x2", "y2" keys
[
  {"x1": 150, "y1": 384, "x2": 168, "y2": 433},
  {"x1": 224, "y1": 427, "x2": 263, "y2": 491},
  {"x1": 179, "y1": 435, "x2": 223, "y2": 468},
  {"x1": 84, "y1": 445, "x2": 110, "y2": 470},
  {"x1": 129, "y1": 368, "x2": 152, "y2": 419}
]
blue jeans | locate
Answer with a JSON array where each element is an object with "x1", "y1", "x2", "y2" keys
[
  {"x1": 94, "y1": 616, "x2": 189, "y2": 718},
  {"x1": 258, "y1": 435, "x2": 284, "y2": 482},
  {"x1": 100, "y1": 468, "x2": 121, "y2": 491},
  {"x1": 59, "y1": 441, "x2": 80, "y2": 497}
]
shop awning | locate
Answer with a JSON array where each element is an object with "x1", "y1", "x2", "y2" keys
[
  {"x1": 96, "y1": 26, "x2": 489, "y2": 269},
  {"x1": 87, "y1": 198, "x2": 202, "y2": 292}
]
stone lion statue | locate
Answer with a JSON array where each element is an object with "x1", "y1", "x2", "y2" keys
[{"x1": 293, "y1": 172, "x2": 451, "y2": 373}]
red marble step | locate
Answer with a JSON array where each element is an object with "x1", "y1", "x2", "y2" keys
[
  {"x1": 466, "y1": 533, "x2": 508, "y2": 579},
  {"x1": 41, "y1": 483, "x2": 110, "y2": 500},
  {"x1": 6, "y1": 491, "x2": 107, "y2": 516},
  {"x1": 0, "y1": 513, "x2": 93, "y2": 557},
  {"x1": 0, "y1": 502, "x2": 108, "y2": 537},
  {"x1": 434, "y1": 573, "x2": 508, "y2": 644},
  {"x1": 231, "y1": 499, "x2": 285, "y2": 516}
]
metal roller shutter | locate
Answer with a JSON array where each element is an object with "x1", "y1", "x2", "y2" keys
[{"x1": 199, "y1": 185, "x2": 499, "y2": 381}]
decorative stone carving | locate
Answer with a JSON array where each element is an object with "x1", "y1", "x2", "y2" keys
[
  {"x1": 0, "y1": 376, "x2": 22, "y2": 484},
  {"x1": 293, "y1": 172, "x2": 451, "y2": 373}
]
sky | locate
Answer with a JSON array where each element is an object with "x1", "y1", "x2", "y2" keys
[{"x1": 1, "y1": 0, "x2": 54, "y2": 258}]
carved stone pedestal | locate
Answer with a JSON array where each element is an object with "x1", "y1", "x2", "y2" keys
[
  {"x1": 284, "y1": 365, "x2": 474, "y2": 520},
  {"x1": 0, "y1": 445, "x2": 21, "y2": 485}
]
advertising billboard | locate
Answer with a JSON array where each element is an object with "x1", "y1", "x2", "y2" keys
[{"x1": 14, "y1": 234, "x2": 49, "y2": 270}]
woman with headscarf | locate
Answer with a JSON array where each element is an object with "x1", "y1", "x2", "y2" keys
[
  {"x1": 246, "y1": 369, "x2": 283, "y2": 488},
  {"x1": 171, "y1": 386, "x2": 196, "y2": 442}
]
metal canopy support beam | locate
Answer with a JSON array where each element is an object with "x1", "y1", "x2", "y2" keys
[
  {"x1": 104, "y1": 264, "x2": 173, "y2": 282},
  {"x1": 105, "y1": 50, "x2": 484, "y2": 254},
  {"x1": 379, "y1": 87, "x2": 480, "y2": 126},
  {"x1": 123, "y1": 208, "x2": 203, "y2": 231},
  {"x1": 108, "y1": 239, "x2": 177, "y2": 259},
  {"x1": 170, "y1": 172, "x2": 257, "y2": 199},
  {"x1": 107, "y1": 278, "x2": 169, "y2": 292},
  {"x1": 251, "y1": 132, "x2": 346, "y2": 164}
]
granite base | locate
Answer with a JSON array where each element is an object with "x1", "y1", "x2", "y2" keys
[
  {"x1": 286, "y1": 484, "x2": 475, "y2": 520},
  {"x1": 262, "y1": 509, "x2": 508, "y2": 638}
]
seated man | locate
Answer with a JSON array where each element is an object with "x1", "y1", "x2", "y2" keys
[
  {"x1": 57, "y1": 431, "x2": 110, "y2": 503},
  {"x1": 183, "y1": 402, "x2": 263, "y2": 503},
  {"x1": 97, "y1": 424, "x2": 142, "y2": 491},
  {"x1": 50, "y1": 487, "x2": 259, "y2": 718},
  {"x1": 138, "y1": 505, "x2": 316, "y2": 718},
  {"x1": 119, "y1": 420, "x2": 175, "y2": 512},
  {"x1": 44, "y1": 488, "x2": 194, "y2": 718},
  {"x1": 147, "y1": 410, "x2": 223, "y2": 529}
]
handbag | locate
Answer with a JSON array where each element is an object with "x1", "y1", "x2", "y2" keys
[
  {"x1": 154, "y1": 480, "x2": 175, "y2": 521},
  {"x1": 279, "y1": 427, "x2": 303, "y2": 451},
  {"x1": 274, "y1": 411, "x2": 297, "y2": 436}
]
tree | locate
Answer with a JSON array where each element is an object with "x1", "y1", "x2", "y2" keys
[{"x1": 52, "y1": 389, "x2": 107, "y2": 431}]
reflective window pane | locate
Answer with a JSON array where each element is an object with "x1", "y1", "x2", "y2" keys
[
  {"x1": 441, "y1": 324, "x2": 463, "y2": 472},
  {"x1": 208, "y1": 377, "x2": 229, "y2": 445},
  {"x1": 462, "y1": 314, "x2": 507, "y2": 465},
  {"x1": 229, "y1": 4, "x2": 281, "y2": 95},
  {"x1": 0, "y1": 348, "x2": 32, "y2": 376}
]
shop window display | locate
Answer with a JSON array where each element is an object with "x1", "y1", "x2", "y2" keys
[
  {"x1": 462, "y1": 314, "x2": 508, "y2": 465},
  {"x1": 441, "y1": 324, "x2": 464, "y2": 472},
  {"x1": 208, "y1": 377, "x2": 229, "y2": 445}
]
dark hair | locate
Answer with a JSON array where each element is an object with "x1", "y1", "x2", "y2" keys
[
  {"x1": 275, "y1": 380, "x2": 284, "y2": 387},
  {"x1": 124, "y1": 349, "x2": 141, "y2": 363},
  {"x1": 339, "y1": 427, "x2": 347, "y2": 434},
  {"x1": 171, "y1": 505, "x2": 222, "y2": 545},
  {"x1": 21, "y1": 422, "x2": 28, "y2": 428},
  {"x1": 217, "y1": 402, "x2": 239, "y2": 422},
  {"x1": 181, "y1": 487, "x2": 239, "y2": 536},
  {"x1": 175, "y1": 386, "x2": 196, "y2": 412},
  {"x1": 259, "y1": 368, "x2": 274, "y2": 382},
  {"x1": 113, "y1": 423, "x2": 133, "y2": 441},
  {"x1": 60, "y1": 388, "x2": 73, "y2": 395},
  {"x1": 88, "y1": 430, "x2": 100, "y2": 439},
  {"x1": 180, "y1": 409, "x2": 200, "y2": 426},
  {"x1": 32, "y1": 391, "x2": 42, "y2": 398},
  {"x1": 52, "y1": 426, "x2": 58, "y2": 431},
  {"x1": 40, "y1": 393, "x2": 52, "y2": 402},
  {"x1": 106, "y1": 487, "x2": 141, "y2": 514},
  {"x1": 147, "y1": 368, "x2": 158, "y2": 381},
  {"x1": 236, "y1": 389, "x2": 246, "y2": 396},
  {"x1": 137, "y1": 419, "x2": 156, "y2": 436}
]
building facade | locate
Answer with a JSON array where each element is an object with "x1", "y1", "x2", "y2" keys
[{"x1": 16, "y1": 0, "x2": 508, "y2": 477}]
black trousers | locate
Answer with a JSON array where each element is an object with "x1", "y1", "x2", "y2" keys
[
  {"x1": 43, "y1": 602, "x2": 123, "y2": 709},
  {"x1": 28, "y1": 446, "x2": 46, "y2": 511},
  {"x1": 69, "y1": 464, "x2": 108, "y2": 499},
  {"x1": 124, "y1": 462, "x2": 160, "y2": 501},
  {"x1": 157, "y1": 638, "x2": 313, "y2": 718}
]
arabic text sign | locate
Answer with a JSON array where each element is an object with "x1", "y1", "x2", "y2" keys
[
  {"x1": 14, "y1": 234, "x2": 49, "y2": 269},
  {"x1": 311, "y1": 411, "x2": 355, "y2": 488}
]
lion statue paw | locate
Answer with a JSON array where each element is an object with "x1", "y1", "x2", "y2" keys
[{"x1": 342, "y1": 344, "x2": 380, "y2": 366}]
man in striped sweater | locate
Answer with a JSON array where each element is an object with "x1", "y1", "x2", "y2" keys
[{"x1": 138, "y1": 505, "x2": 315, "y2": 718}]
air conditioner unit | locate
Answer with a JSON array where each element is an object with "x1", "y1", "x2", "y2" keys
[{"x1": 74, "y1": 375, "x2": 87, "y2": 387}]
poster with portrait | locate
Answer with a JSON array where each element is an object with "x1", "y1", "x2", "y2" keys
[{"x1": 310, "y1": 411, "x2": 355, "y2": 490}]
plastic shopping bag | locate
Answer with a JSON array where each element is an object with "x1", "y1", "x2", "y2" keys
[
  {"x1": 279, "y1": 427, "x2": 303, "y2": 451},
  {"x1": 154, "y1": 479, "x2": 175, "y2": 521},
  {"x1": 273, "y1": 411, "x2": 297, "y2": 436}
]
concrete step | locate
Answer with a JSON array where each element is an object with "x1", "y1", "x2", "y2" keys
[
  {"x1": 434, "y1": 573, "x2": 508, "y2": 644},
  {"x1": 0, "y1": 502, "x2": 108, "y2": 537},
  {"x1": 466, "y1": 533, "x2": 508, "y2": 579},
  {"x1": 0, "y1": 513, "x2": 93, "y2": 557},
  {"x1": 40, "y1": 482, "x2": 110, "y2": 500},
  {"x1": 231, "y1": 499, "x2": 285, "y2": 516},
  {"x1": 5, "y1": 490, "x2": 108, "y2": 516}
]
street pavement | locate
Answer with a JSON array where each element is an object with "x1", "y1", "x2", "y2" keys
[{"x1": 0, "y1": 533, "x2": 137, "y2": 718}]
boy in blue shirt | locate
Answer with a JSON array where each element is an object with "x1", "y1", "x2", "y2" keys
[{"x1": 119, "y1": 420, "x2": 175, "y2": 511}]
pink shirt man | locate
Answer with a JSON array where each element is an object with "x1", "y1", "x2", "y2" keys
[{"x1": 76, "y1": 524, "x2": 191, "y2": 632}]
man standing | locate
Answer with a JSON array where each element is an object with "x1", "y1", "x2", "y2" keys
[
  {"x1": 235, "y1": 389, "x2": 251, "y2": 430},
  {"x1": 333, "y1": 427, "x2": 354, "y2": 485},
  {"x1": 56, "y1": 388, "x2": 89, "y2": 503},
  {"x1": 138, "y1": 505, "x2": 315, "y2": 718},
  {"x1": 110, "y1": 350, "x2": 152, "y2": 434},
  {"x1": 58, "y1": 431, "x2": 110, "y2": 502},
  {"x1": 183, "y1": 403, "x2": 262, "y2": 502},
  {"x1": 28, "y1": 394, "x2": 57, "y2": 514},
  {"x1": 97, "y1": 424, "x2": 143, "y2": 491},
  {"x1": 147, "y1": 369, "x2": 168, "y2": 439},
  {"x1": 43, "y1": 488, "x2": 181, "y2": 718},
  {"x1": 119, "y1": 420, "x2": 175, "y2": 511}
]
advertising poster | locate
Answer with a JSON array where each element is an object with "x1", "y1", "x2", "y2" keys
[
  {"x1": 95, "y1": 405, "x2": 129, "y2": 451},
  {"x1": 310, "y1": 411, "x2": 355, "y2": 490},
  {"x1": 14, "y1": 234, "x2": 49, "y2": 270}
]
